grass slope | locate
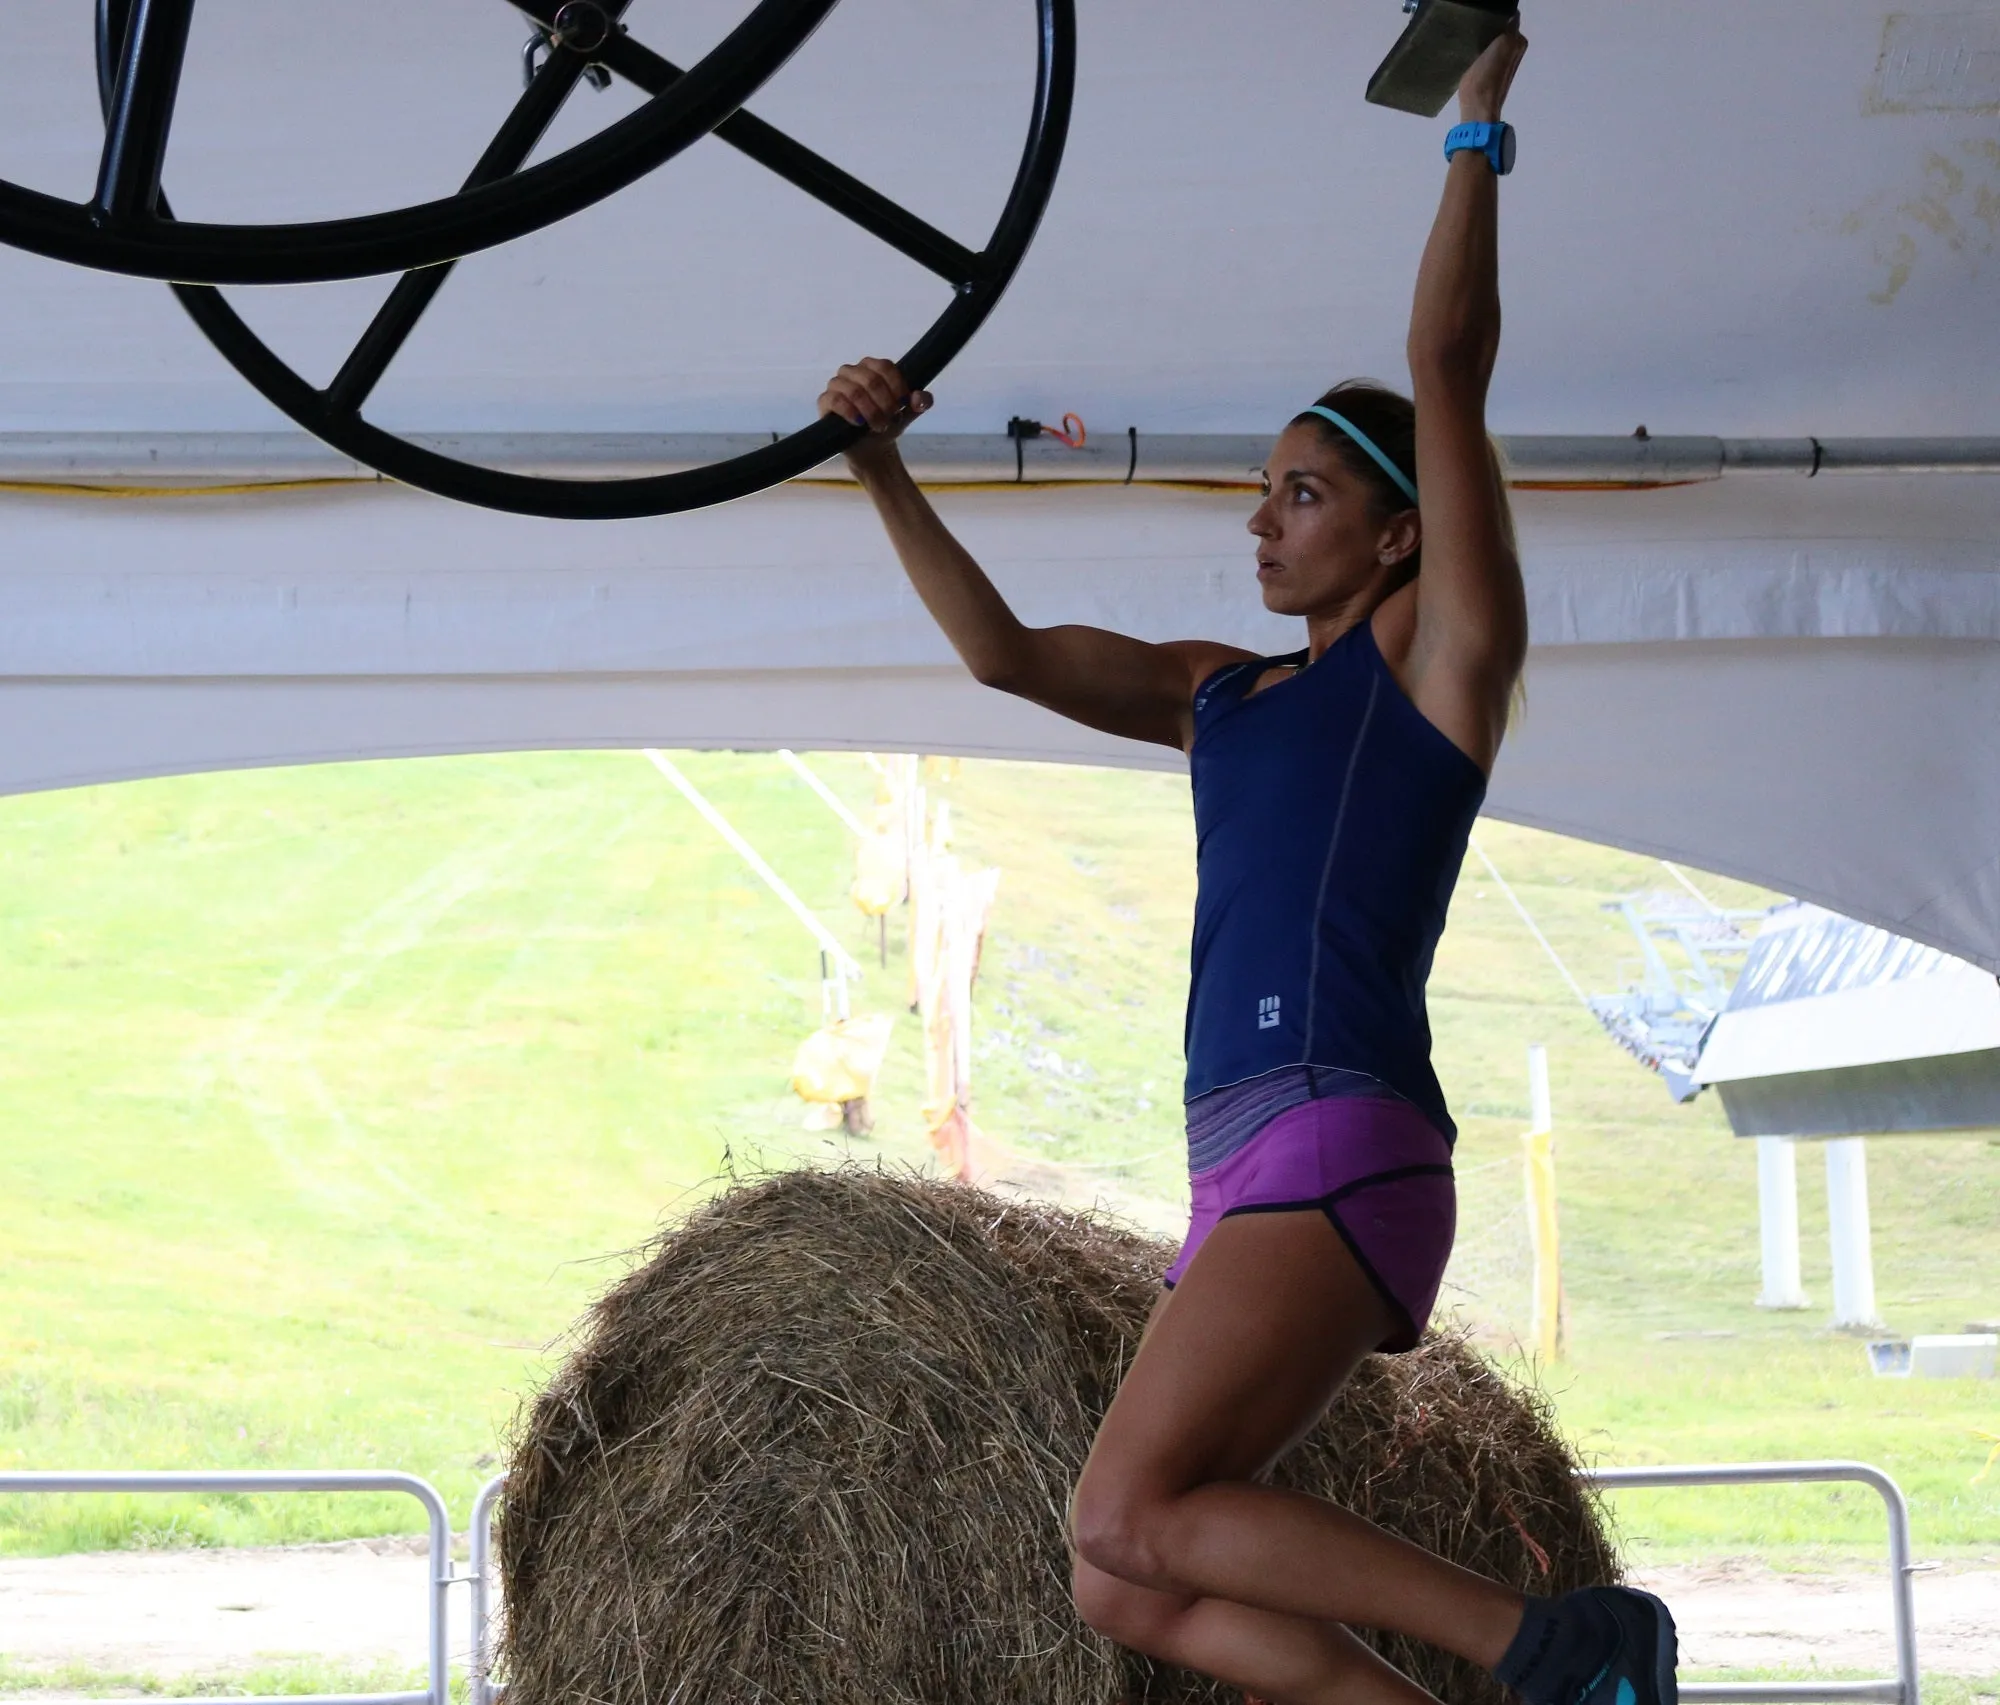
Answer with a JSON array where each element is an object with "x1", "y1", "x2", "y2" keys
[{"x1": 1, "y1": 752, "x2": 1996, "y2": 1563}]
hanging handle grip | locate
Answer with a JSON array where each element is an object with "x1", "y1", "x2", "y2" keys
[{"x1": 1365, "y1": 0, "x2": 1518, "y2": 118}]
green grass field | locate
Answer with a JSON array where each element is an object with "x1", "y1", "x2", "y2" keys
[
  {"x1": 1, "y1": 751, "x2": 1996, "y2": 1564},
  {"x1": 0, "y1": 1656, "x2": 429, "y2": 1700}
]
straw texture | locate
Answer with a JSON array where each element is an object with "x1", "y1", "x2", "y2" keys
[{"x1": 500, "y1": 1168, "x2": 1618, "y2": 1705}]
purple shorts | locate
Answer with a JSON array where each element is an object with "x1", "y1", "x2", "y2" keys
[{"x1": 1164, "y1": 1074, "x2": 1456, "y2": 1352}]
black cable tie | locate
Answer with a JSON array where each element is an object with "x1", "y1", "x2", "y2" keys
[
  {"x1": 1006, "y1": 414, "x2": 1040, "y2": 483},
  {"x1": 1808, "y1": 436, "x2": 1825, "y2": 478},
  {"x1": 1125, "y1": 426, "x2": 1138, "y2": 485}
]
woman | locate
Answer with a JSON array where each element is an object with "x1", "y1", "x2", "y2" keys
[{"x1": 820, "y1": 31, "x2": 1677, "y2": 1705}]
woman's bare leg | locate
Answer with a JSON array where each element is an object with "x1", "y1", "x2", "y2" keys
[
  {"x1": 1070, "y1": 1208, "x2": 1526, "y2": 1687},
  {"x1": 1073, "y1": 1557, "x2": 1438, "y2": 1705}
]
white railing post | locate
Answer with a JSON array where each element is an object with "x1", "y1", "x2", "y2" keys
[
  {"x1": 1584, "y1": 1461, "x2": 1918, "y2": 1705},
  {"x1": 469, "y1": 1473, "x2": 509, "y2": 1705},
  {"x1": 0, "y1": 1471, "x2": 452, "y2": 1705}
]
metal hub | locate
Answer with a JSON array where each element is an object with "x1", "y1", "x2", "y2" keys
[{"x1": 549, "y1": 2, "x2": 614, "y2": 55}]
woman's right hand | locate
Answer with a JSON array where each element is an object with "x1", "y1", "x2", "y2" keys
[
  {"x1": 819, "y1": 354, "x2": 1237, "y2": 751},
  {"x1": 820, "y1": 357, "x2": 932, "y2": 480},
  {"x1": 1456, "y1": 24, "x2": 1527, "y2": 124}
]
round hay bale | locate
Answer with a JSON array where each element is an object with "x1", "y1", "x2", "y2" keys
[{"x1": 499, "y1": 1167, "x2": 1619, "y2": 1705}]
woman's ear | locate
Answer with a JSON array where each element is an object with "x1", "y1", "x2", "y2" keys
[{"x1": 1379, "y1": 509, "x2": 1422, "y2": 568}]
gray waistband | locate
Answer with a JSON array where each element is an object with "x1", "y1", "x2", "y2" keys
[{"x1": 1185, "y1": 1064, "x2": 1395, "y2": 1175}]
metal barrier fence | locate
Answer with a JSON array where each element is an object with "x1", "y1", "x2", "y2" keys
[
  {"x1": 1586, "y1": 1462, "x2": 1918, "y2": 1705},
  {"x1": 0, "y1": 1471, "x2": 454, "y2": 1705},
  {"x1": 3, "y1": 1459, "x2": 1921, "y2": 1705},
  {"x1": 461, "y1": 1461, "x2": 1919, "y2": 1705},
  {"x1": 469, "y1": 1472, "x2": 508, "y2": 1705}
]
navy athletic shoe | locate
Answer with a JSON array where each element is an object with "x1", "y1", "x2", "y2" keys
[
  {"x1": 1567, "y1": 1588, "x2": 1679, "y2": 1705},
  {"x1": 1497, "y1": 1585, "x2": 1679, "y2": 1705}
]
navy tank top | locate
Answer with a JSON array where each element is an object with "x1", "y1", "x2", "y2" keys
[{"x1": 1183, "y1": 618, "x2": 1486, "y2": 1142}]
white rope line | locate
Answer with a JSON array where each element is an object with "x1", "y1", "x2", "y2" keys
[
  {"x1": 644, "y1": 750, "x2": 862, "y2": 979},
  {"x1": 1469, "y1": 835, "x2": 1591, "y2": 1009},
  {"x1": 1043, "y1": 1139, "x2": 1189, "y2": 1175},
  {"x1": 1454, "y1": 1153, "x2": 1526, "y2": 1179},
  {"x1": 1660, "y1": 859, "x2": 1722, "y2": 915},
  {"x1": 777, "y1": 749, "x2": 869, "y2": 838}
]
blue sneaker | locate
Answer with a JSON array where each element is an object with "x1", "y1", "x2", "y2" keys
[{"x1": 1571, "y1": 1587, "x2": 1679, "y2": 1705}]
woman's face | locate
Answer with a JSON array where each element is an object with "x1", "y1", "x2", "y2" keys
[{"x1": 1247, "y1": 423, "x2": 1418, "y2": 618}]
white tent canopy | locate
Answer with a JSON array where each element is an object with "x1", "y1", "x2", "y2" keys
[{"x1": 2, "y1": 1, "x2": 1996, "y2": 967}]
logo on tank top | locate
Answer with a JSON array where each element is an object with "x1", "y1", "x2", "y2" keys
[{"x1": 1257, "y1": 995, "x2": 1281, "y2": 1030}]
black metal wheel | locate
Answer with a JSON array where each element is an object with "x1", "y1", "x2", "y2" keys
[
  {"x1": 161, "y1": 0, "x2": 1077, "y2": 519},
  {"x1": 0, "y1": 0, "x2": 842, "y2": 285}
]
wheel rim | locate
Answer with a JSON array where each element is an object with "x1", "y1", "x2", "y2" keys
[
  {"x1": 0, "y1": 0, "x2": 842, "y2": 285},
  {"x1": 165, "y1": 0, "x2": 1077, "y2": 520}
]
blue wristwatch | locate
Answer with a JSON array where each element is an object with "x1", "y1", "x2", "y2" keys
[{"x1": 1444, "y1": 121, "x2": 1516, "y2": 176}]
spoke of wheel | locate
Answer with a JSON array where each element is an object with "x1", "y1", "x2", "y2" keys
[
  {"x1": 321, "y1": 256, "x2": 470, "y2": 419},
  {"x1": 512, "y1": 0, "x2": 979, "y2": 286},
  {"x1": 95, "y1": 0, "x2": 137, "y2": 116},
  {"x1": 325, "y1": 11, "x2": 628, "y2": 416},
  {"x1": 93, "y1": 0, "x2": 197, "y2": 225}
]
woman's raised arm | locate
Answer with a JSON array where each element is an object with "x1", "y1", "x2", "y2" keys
[
  {"x1": 1401, "y1": 31, "x2": 1531, "y2": 772},
  {"x1": 822, "y1": 358, "x2": 1246, "y2": 752}
]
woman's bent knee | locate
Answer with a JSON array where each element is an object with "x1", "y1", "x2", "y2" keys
[
  {"x1": 1070, "y1": 1557, "x2": 1190, "y2": 1650},
  {"x1": 1069, "y1": 1473, "x2": 1172, "y2": 1587}
]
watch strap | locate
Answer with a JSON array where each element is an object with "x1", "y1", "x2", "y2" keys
[{"x1": 1444, "y1": 120, "x2": 1514, "y2": 175}]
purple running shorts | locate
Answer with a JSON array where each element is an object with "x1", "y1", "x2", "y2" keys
[{"x1": 1164, "y1": 1081, "x2": 1456, "y2": 1352}]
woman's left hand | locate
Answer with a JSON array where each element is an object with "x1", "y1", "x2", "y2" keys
[{"x1": 1457, "y1": 26, "x2": 1527, "y2": 125}]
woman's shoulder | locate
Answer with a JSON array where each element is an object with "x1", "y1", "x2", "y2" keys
[
  {"x1": 1177, "y1": 641, "x2": 1261, "y2": 697},
  {"x1": 1186, "y1": 644, "x2": 1270, "y2": 711}
]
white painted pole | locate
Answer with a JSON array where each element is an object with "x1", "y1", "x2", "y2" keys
[
  {"x1": 1824, "y1": 1138, "x2": 1880, "y2": 1329},
  {"x1": 1755, "y1": 1136, "x2": 1810, "y2": 1310},
  {"x1": 1527, "y1": 1043, "x2": 1552, "y2": 1134},
  {"x1": 904, "y1": 759, "x2": 925, "y2": 904}
]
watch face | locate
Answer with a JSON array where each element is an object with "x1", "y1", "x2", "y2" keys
[{"x1": 1498, "y1": 125, "x2": 1517, "y2": 174}]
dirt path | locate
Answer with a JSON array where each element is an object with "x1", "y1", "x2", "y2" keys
[
  {"x1": 1636, "y1": 1558, "x2": 1998, "y2": 1679},
  {"x1": 0, "y1": 1537, "x2": 461, "y2": 1679},
  {"x1": 3, "y1": 1544, "x2": 1996, "y2": 1684}
]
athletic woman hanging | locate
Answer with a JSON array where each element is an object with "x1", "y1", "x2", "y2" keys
[{"x1": 819, "y1": 29, "x2": 1678, "y2": 1705}]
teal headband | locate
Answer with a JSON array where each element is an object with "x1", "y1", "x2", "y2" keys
[{"x1": 1302, "y1": 405, "x2": 1419, "y2": 508}]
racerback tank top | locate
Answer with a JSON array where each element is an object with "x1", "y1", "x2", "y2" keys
[{"x1": 1182, "y1": 617, "x2": 1486, "y2": 1141}]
